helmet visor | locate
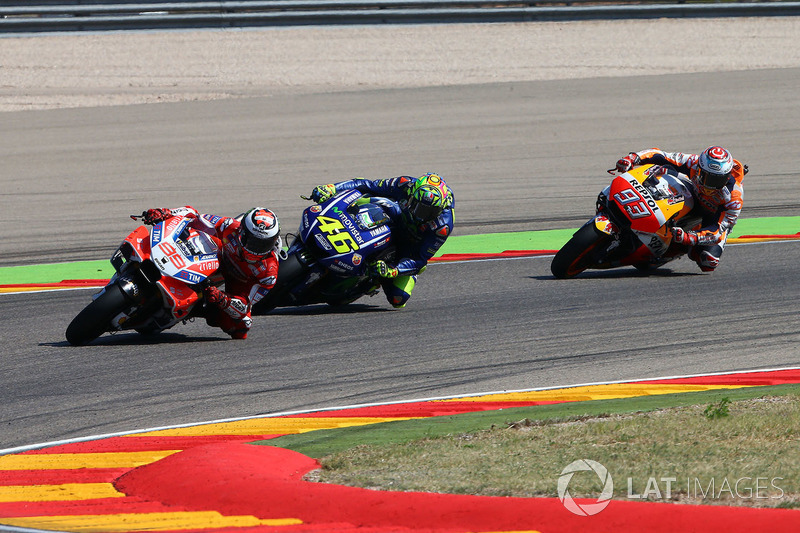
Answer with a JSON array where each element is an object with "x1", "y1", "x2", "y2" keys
[
  {"x1": 240, "y1": 230, "x2": 277, "y2": 257},
  {"x1": 699, "y1": 169, "x2": 730, "y2": 190},
  {"x1": 409, "y1": 201, "x2": 443, "y2": 222}
]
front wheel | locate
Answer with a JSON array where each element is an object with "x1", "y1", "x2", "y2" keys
[
  {"x1": 65, "y1": 284, "x2": 129, "y2": 346},
  {"x1": 550, "y1": 224, "x2": 610, "y2": 279},
  {"x1": 251, "y1": 252, "x2": 309, "y2": 315}
]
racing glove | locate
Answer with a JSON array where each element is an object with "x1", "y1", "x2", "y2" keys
[
  {"x1": 615, "y1": 153, "x2": 640, "y2": 173},
  {"x1": 371, "y1": 260, "x2": 399, "y2": 279},
  {"x1": 203, "y1": 285, "x2": 231, "y2": 309},
  {"x1": 671, "y1": 227, "x2": 698, "y2": 246},
  {"x1": 142, "y1": 208, "x2": 172, "y2": 225},
  {"x1": 311, "y1": 184, "x2": 337, "y2": 203}
]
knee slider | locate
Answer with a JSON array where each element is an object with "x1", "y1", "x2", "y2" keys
[{"x1": 697, "y1": 250, "x2": 720, "y2": 272}]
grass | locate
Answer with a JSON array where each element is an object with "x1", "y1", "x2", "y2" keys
[{"x1": 262, "y1": 384, "x2": 800, "y2": 508}]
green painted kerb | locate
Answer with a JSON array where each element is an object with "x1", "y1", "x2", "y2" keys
[
  {"x1": 1, "y1": 260, "x2": 111, "y2": 285},
  {"x1": 435, "y1": 215, "x2": 800, "y2": 256},
  {"x1": 2, "y1": 216, "x2": 798, "y2": 286}
]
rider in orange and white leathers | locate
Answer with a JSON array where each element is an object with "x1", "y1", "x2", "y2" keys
[{"x1": 615, "y1": 146, "x2": 747, "y2": 272}]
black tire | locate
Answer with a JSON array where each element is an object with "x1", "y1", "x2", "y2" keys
[
  {"x1": 65, "y1": 284, "x2": 130, "y2": 346},
  {"x1": 251, "y1": 252, "x2": 308, "y2": 315},
  {"x1": 550, "y1": 224, "x2": 610, "y2": 279}
]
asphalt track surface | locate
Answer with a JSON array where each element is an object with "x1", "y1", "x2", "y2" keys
[{"x1": 2, "y1": 68, "x2": 800, "y2": 451}]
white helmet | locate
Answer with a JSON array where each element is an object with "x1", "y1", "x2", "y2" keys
[
  {"x1": 697, "y1": 146, "x2": 734, "y2": 191},
  {"x1": 239, "y1": 207, "x2": 280, "y2": 263}
]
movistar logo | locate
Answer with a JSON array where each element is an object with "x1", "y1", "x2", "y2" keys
[{"x1": 331, "y1": 205, "x2": 364, "y2": 244}]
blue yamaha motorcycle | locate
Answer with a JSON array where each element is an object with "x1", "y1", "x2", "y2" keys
[{"x1": 252, "y1": 190, "x2": 397, "y2": 314}]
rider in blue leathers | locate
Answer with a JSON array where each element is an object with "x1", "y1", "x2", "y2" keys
[{"x1": 310, "y1": 173, "x2": 455, "y2": 308}]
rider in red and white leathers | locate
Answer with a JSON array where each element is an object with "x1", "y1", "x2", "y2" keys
[
  {"x1": 615, "y1": 146, "x2": 747, "y2": 272},
  {"x1": 141, "y1": 206, "x2": 281, "y2": 339}
]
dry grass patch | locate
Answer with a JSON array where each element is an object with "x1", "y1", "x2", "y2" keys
[{"x1": 313, "y1": 396, "x2": 800, "y2": 508}]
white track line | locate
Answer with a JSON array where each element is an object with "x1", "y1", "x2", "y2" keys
[{"x1": 2, "y1": 365, "x2": 798, "y2": 457}]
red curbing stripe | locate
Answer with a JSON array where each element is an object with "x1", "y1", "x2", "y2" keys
[
  {"x1": 4, "y1": 368, "x2": 800, "y2": 533},
  {"x1": 737, "y1": 234, "x2": 800, "y2": 239},
  {"x1": 0, "y1": 468, "x2": 128, "y2": 485},
  {"x1": 0, "y1": 280, "x2": 107, "y2": 290},
  {"x1": 20, "y1": 435, "x2": 282, "y2": 454},
  {"x1": 116, "y1": 441, "x2": 800, "y2": 533},
  {"x1": 431, "y1": 250, "x2": 557, "y2": 262},
  {"x1": 0, "y1": 497, "x2": 188, "y2": 517},
  {"x1": 283, "y1": 401, "x2": 564, "y2": 419},
  {"x1": 644, "y1": 368, "x2": 800, "y2": 386}
]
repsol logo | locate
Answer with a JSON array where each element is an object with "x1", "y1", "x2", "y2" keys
[
  {"x1": 627, "y1": 177, "x2": 658, "y2": 210},
  {"x1": 648, "y1": 235, "x2": 667, "y2": 255}
]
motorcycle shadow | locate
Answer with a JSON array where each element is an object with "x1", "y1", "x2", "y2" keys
[
  {"x1": 534, "y1": 268, "x2": 705, "y2": 281},
  {"x1": 47, "y1": 332, "x2": 227, "y2": 348},
  {"x1": 262, "y1": 303, "x2": 391, "y2": 316}
]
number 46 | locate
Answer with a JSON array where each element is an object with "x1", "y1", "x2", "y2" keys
[{"x1": 317, "y1": 216, "x2": 360, "y2": 253}]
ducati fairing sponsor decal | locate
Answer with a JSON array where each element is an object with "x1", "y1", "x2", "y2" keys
[
  {"x1": 174, "y1": 269, "x2": 204, "y2": 284},
  {"x1": 201, "y1": 213, "x2": 223, "y2": 225},
  {"x1": 151, "y1": 223, "x2": 164, "y2": 246},
  {"x1": 195, "y1": 259, "x2": 219, "y2": 273}
]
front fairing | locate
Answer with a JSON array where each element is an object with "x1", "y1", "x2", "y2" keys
[
  {"x1": 602, "y1": 164, "x2": 694, "y2": 260},
  {"x1": 108, "y1": 215, "x2": 220, "y2": 331},
  {"x1": 150, "y1": 217, "x2": 220, "y2": 284},
  {"x1": 298, "y1": 191, "x2": 395, "y2": 277}
]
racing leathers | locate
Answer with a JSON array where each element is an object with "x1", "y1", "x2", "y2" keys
[
  {"x1": 143, "y1": 206, "x2": 279, "y2": 339},
  {"x1": 618, "y1": 149, "x2": 746, "y2": 272},
  {"x1": 316, "y1": 176, "x2": 455, "y2": 307}
]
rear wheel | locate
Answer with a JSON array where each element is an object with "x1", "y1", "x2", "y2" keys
[
  {"x1": 65, "y1": 284, "x2": 129, "y2": 346},
  {"x1": 550, "y1": 224, "x2": 610, "y2": 279}
]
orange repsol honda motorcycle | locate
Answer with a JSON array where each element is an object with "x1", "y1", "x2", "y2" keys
[{"x1": 551, "y1": 164, "x2": 701, "y2": 279}]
